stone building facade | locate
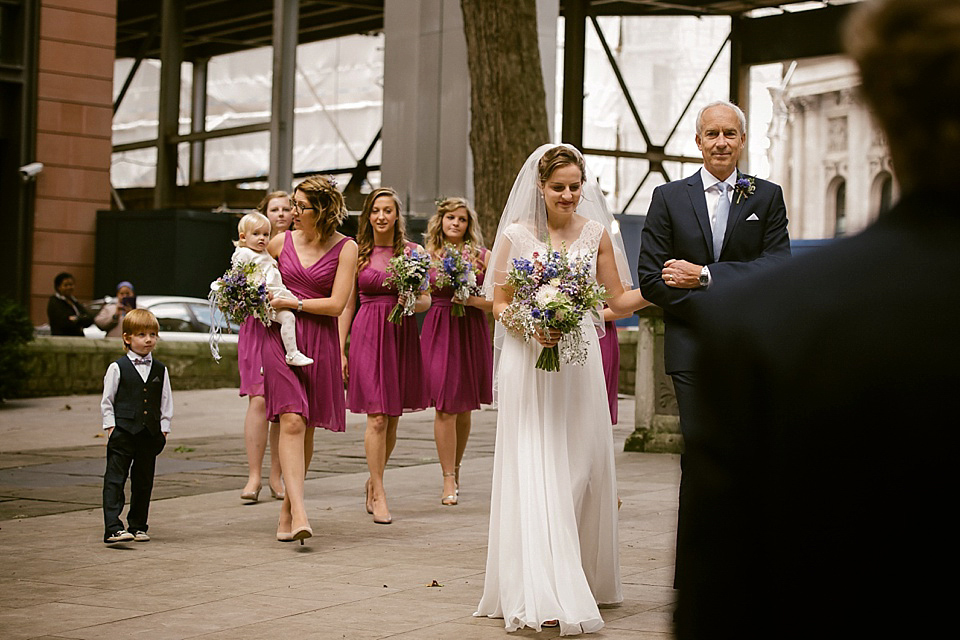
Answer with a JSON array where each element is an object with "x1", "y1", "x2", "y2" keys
[{"x1": 768, "y1": 57, "x2": 895, "y2": 240}]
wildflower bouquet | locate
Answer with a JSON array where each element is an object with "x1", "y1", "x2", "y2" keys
[
  {"x1": 432, "y1": 243, "x2": 479, "y2": 317},
  {"x1": 209, "y1": 261, "x2": 273, "y2": 327},
  {"x1": 500, "y1": 247, "x2": 607, "y2": 372},
  {"x1": 385, "y1": 246, "x2": 431, "y2": 324}
]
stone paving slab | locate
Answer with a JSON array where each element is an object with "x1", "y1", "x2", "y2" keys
[{"x1": 0, "y1": 390, "x2": 679, "y2": 639}]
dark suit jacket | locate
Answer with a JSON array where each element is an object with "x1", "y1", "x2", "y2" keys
[
  {"x1": 637, "y1": 171, "x2": 791, "y2": 373},
  {"x1": 46, "y1": 295, "x2": 93, "y2": 336},
  {"x1": 675, "y1": 190, "x2": 957, "y2": 639}
]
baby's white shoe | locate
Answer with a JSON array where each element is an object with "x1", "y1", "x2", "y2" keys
[{"x1": 285, "y1": 351, "x2": 314, "y2": 367}]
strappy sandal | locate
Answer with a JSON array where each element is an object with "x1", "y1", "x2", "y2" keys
[{"x1": 441, "y1": 471, "x2": 458, "y2": 506}]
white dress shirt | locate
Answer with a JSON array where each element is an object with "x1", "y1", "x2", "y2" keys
[
  {"x1": 100, "y1": 351, "x2": 173, "y2": 433},
  {"x1": 700, "y1": 166, "x2": 736, "y2": 230}
]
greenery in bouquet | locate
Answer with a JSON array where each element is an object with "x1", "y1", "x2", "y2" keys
[
  {"x1": 501, "y1": 246, "x2": 606, "y2": 371},
  {"x1": 432, "y1": 242, "x2": 479, "y2": 317},
  {"x1": 209, "y1": 261, "x2": 273, "y2": 328},
  {"x1": 384, "y1": 246, "x2": 431, "y2": 324}
]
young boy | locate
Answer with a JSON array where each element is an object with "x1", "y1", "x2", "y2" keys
[{"x1": 100, "y1": 309, "x2": 173, "y2": 544}]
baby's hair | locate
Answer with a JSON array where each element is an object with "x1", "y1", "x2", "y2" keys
[
  {"x1": 121, "y1": 308, "x2": 159, "y2": 352},
  {"x1": 234, "y1": 212, "x2": 272, "y2": 248}
]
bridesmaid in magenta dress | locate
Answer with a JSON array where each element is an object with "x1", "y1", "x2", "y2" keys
[
  {"x1": 262, "y1": 175, "x2": 358, "y2": 544},
  {"x1": 598, "y1": 309, "x2": 629, "y2": 425},
  {"x1": 238, "y1": 191, "x2": 292, "y2": 503},
  {"x1": 420, "y1": 197, "x2": 493, "y2": 505},
  {"x1": 341, "y1": 187, "x2": 430, "y2": 525}
]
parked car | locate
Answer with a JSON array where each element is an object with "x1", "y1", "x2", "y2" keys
[{"x1": 79, "y1": 295, "x2": 240, "y2": 343}]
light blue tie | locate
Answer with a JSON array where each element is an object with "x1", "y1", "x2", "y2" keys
[{"x1": 713, "y1": 182, "x2": 730, "y2": 260}]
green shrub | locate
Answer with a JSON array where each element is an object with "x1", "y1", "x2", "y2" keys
[{"x1": 0, "y1": 298, "x2": 34, "y2": 401}]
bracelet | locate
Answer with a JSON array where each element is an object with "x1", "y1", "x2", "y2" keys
[{"x1": 297, "y1": 299, "x2": 303, "y2": 312}]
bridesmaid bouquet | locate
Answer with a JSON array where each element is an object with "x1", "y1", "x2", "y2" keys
[
  {"x1": 209, "y1": 261, "x2": 273, "y2": 327},
  {"x1": 432, "y1": 243, "x2": 479, "y2": 317},
  {"x1": 385, "y1": 246, "x2": 431, "y2": 324},
  {"x1": 501, "y1": 248, "x2": 606, "y2": 372}
]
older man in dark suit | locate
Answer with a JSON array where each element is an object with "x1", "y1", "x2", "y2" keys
[
  {"x1": 674, "y1": 1, "x2": 960, "y2": 637},
  {"x1": 637, "y1": 100, "x2": 791, "y2": 589}
]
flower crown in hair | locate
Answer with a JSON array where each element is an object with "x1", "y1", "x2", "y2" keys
[
  {"x1": 325, "y1": 175, "x2": 338, "y2": 189},
  {"x1": 435, "y1": 195, "x2": 447, "y2": 207}
]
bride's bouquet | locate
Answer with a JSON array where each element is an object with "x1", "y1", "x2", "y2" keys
[
  {"x1": 384, "y1": 246, "x2": 431, "y2": 324},
  {"x1": 209, "y1": 261, "x2": 273, "y2": 327},
  {"x1": 432, "y1": 243, "x2": 479, "y2": 317},
  {"x1": 500, "y1": 247, "x2": 607, "y2": 371}
]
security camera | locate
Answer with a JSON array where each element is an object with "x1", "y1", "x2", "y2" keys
[{"x1": 19, "y1": 162, "x2": 44, "y2": 180}]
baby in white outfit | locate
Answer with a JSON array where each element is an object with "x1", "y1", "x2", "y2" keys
[{"x1": 231, "y1": 212, "x2": 312, "y2": 367}]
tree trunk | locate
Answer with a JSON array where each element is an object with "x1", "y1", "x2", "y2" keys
[{"x1": 460, "y1": 0, "x2": 550, "y2": 244}]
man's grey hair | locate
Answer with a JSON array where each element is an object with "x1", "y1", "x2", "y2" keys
[{"x1": 695, "y1": 100, "x2": 747, "y2": 136}]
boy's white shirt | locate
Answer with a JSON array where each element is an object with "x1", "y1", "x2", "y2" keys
[
  {"x1": 100, "y1": 350, "x2": 173, "y2": 433},
  {"x1": 231, "y1": 247, "x2": 295, "y2": 299}
]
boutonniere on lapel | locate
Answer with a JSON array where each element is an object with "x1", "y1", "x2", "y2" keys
[{"x1": 734, "y1": 175, "x2": 756, "y2": 204}]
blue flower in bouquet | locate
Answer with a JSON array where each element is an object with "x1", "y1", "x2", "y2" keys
[
  {"x1": 210, "y1": 261, "x2": 273, "y2": 328},
  {"x1": 500, "y1": 245, "x2": 606, "y2": 372},
  {"x1": 385, "y1": 246, "x2": 432, "y2": 324},
  {"x1": 431, "y1": 242, "x2": 480, "y2": 317}
]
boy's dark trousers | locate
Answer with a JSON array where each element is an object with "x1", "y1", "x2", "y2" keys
[{"x1": 103, "y1": 428, "x2": 166, "y2": 535}]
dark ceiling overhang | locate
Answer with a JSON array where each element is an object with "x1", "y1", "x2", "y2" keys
[{"x1": 116, "y1": 0, "x2": 857, "y2": 62}]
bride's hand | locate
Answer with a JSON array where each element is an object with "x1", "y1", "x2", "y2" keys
[{"x1": 534, "y1": 327, "x2": 562, "y2": 348}]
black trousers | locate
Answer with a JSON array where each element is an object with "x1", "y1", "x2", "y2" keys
[
  {"x1": 671, "y1": 371, "x2": 700, "y2": 591},
  {"x1": 102, "y1": 427, "x2": 166, "y2": 535}
]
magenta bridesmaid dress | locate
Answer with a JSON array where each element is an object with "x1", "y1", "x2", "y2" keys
[
  {"x1": 238, "y1": 317, "x2": 266, "y2": 397},
  {"x1": 420, "y1": 249, "x2": 493, "y2": 413},
  {"x1": 598, "y1": 319, "x2": 620, "y2": 424},
  {"x1": 262, "y1": 232, "x2": 350, "y2": 431},
  {"x1": 347, "y1": 243, "x2": 429, "y2": 416}
]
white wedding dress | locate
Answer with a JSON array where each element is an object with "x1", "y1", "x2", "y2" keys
[{"x1": 476, "y1": 220, "x2": 622, "y2": 635}]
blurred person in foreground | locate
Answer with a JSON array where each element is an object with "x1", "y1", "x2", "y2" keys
[{"x1": 674, "y1": 0, "x2": 960, "y2": 637}]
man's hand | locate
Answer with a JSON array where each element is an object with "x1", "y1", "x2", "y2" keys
[{"x1": 662, "y1": 259, "x2": 704, "y2": 289}]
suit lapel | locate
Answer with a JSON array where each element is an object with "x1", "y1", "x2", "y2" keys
[
  {"x1": 685, "y1": 173, "x2": 714, "y2": 257},
  {"x1": 720, "y1": 171, "x2": 748, "y2": 257}
]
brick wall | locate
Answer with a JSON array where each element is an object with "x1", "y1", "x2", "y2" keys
[{"x1": 30, "y1": 0, "x2": 116, "y2": 323}]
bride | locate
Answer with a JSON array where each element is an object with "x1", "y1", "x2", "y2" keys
[{"x1": 476, "y1": 144, "x2": 649, "y2": 635}]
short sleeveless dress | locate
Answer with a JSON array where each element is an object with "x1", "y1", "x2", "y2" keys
[
  {"x1": 420, "y1": 248, "x2": 493, "y2": 413},
  {"x1": 262, "y1": 232, "x2": 349, "y2": 431},
  {"x1": 347, "y1": 244, "x2": 429, "y2": 416},
  {"x1": 598, "y1": 319, "x2": 620, "y2": 424},
  {"x1": 238, "y1": 317, "x2": 266, "y2": 397}
]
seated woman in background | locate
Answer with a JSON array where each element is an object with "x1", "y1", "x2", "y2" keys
[{"x1": 47, "y1": 272, "x2": 94, "y2": 336}]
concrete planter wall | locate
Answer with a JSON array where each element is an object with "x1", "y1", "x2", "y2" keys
[{"x1": 20, "y1": 337, "x2": 239, "y2": 398}]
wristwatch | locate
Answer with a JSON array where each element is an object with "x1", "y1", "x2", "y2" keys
[{"x1": 699, "y1": 266, "x2": 711, "y2": 288}]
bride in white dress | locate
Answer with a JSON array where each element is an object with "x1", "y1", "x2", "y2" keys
[{"x1": 476, "y1": 144, "x2": 649, "y2": 635}]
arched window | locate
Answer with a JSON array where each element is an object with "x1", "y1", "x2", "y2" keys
[
  {"x1": 833, "y1": 178, "x2": 847, "y2": 238},
  {"x1": 878, "y1": 173, "x2": 893, "y2": 215}
]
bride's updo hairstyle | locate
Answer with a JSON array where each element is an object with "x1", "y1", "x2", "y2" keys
[
  {"x1": 537, "y1": 146, "x2": 586, "y2": 185},
  {"x1": 357, "y1": 187, "x2": 407, "y2": 270},
  {"x1": 293, "y1": 175, "x2": 348, "y2": 242}
]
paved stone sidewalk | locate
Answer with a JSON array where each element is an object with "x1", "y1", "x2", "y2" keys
[{"x1": 0, "y1": 390, "x2": 680, "y2": 639}]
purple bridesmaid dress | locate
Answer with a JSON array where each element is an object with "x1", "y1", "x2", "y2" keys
[
  {"x1": 237, "y1": 317, "x2": 266, "y2": 397},
  {"x1": 420, "y1": 249, "x2": 493, "y2": 413},
  {"x1": 347, "y1": 244, "x2": 429, "y2": 416},
  {"x1": 598, "y1": 319, "x2": 620, "y2": 424},
  {"x1": 262, "y1": 232, "x2": 350, "y2": 431}
]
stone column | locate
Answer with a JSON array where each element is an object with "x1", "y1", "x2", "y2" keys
[{"x1": 381, "y1": 0, "x2": 557, "y2": 219}]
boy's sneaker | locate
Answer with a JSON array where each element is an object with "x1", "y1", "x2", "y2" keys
[
  {"x1": 131, "y1": 530, "x2": 150, "y2": 542},
  {"x1": 104, "y1": 530, "x2": 134, "y2": 543}
]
